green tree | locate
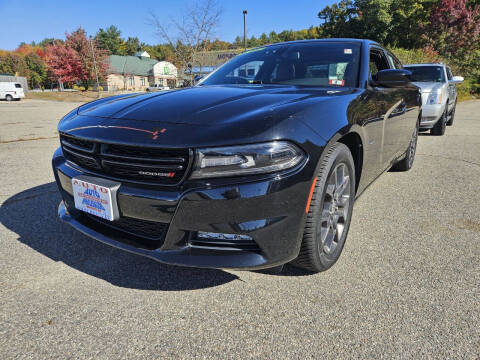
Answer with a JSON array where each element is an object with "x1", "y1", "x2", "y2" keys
[
  {"x1": 95, "y1": 25, "x2": 124, "y2": 54},
  {"x1": 120, "y1": 37, "x2": 141, "y2": 55},
  {"x1": 247, "y1": 35, "x2": 259, "y2": 47},
  {"x1": 24, "y1": 53, "x2": 47, "y2": 88},
  {"x1": 387, "y1": 0, "x2": 432, "y2": 48},
  {"x1": 0, "y1": 53, "x2": 27, "y2": 76},
  {"x1": 259, "y1": 33, "x2": 269, "y2": 45},
  {"x1": 269, "y1": 31, "x2": 280, "y2": 43}
]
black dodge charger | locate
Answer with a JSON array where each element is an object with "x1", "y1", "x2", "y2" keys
[{"x1": 52, "y1": 39, "x2": 421, "y2": 272}]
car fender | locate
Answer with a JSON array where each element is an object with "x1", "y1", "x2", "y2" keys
[{"x1": 311, "y1": 124, "x2": 365, "y2": 194}]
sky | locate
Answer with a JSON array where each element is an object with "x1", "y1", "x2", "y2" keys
[{"x1": 0, "y1": 0, "x2": 331, "y2": 50}]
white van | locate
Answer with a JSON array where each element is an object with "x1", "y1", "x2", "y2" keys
[{"x1": 0, "y1": 82, "x2": 25, "y2": 101}]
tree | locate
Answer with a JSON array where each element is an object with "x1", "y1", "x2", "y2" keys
[
  {"x1": 269, "y1": 31, "x2": 280, "y2": 43},
  {"x1": 120, "y1": 37, "x2": 142, "y2": 55},
  {"x1": 428, "y1": 0, "x2": 480, "y2": 78},
  {"x1": 247, "y1": 35, "x2": 259, "y2": 47},
  {"x1": 148, "y1": 0, "x2": 222, "y2": 82},
  {"x1": 95, "y1": 25, "x2": 124, "y2": 54},
  {"x1": 45, "y1": 42, "x2": 85, "y2": 83},
  {"x1": 233, "y1": 36, "x2": 243, "y2": 48},
  {"x1": 388, "y1": 0, "x2": 431, "y2": 48},
  {"x1": 429, "y1": 0, "x2": 480, "y2": 54},
  {"x1": 24, "y1": 53, "x2": 47, "y2": 88},
  {"x1": 0, "y1": 53, "x2": 28, "y2": 76},
  {"x1": 65, "y1": 27, "x2": 109, "y2": 83},
  {"x1": 259, "y1": 33, "x2": 269, "y2": 45}
]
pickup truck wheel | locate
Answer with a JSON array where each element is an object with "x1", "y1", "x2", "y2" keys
[
  {"x1": 446, "y1": 100, "x2": 456, "y2": 126},
  {"x1": 431, "y1": 107, "x2": 447, "y2": 136},
  {"x1": 391, "y1": 119, "x2": 418, "y2": 171},
  {"x1": 5, "y1": 95, "x2": 13, "y2": 101},
  {"x1": 292, "y1": 143, "x2": 355, "y2": 273}
]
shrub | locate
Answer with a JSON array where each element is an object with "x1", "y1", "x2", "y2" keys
[
  {"x1": 79, "y1": 86, "x2": 85, "y2": 91},
  {"x1": 98, "y1": 86, "x2": 103, "y2": 91},
  {"x1": 87, "y1": 86, "x2": 93, "y2": 91},
  {"x1": 73, "y1": 85, "x2": 79, "y2": 90},
  {"x1": 457, "y1": 77, "x2": 480, "y2": 101},
  {"x1": 390, "y1": 47, "x2": 444, "y2": 65}
]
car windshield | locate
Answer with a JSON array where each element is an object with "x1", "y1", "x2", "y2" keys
[
  {"x1": 199, "y1": 42, "x2": 361, "y2": 88},
  {"x1": 404, "y1": 66, "x2": 445, "y2": 83}
]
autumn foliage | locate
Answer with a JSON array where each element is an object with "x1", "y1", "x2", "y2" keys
[{"x1": 45, "y1": 28, "x2": 108, "y2": 85}]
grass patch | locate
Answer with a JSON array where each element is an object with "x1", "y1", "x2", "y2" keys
[{"x1": 26, "y1": 91, "x2": 104, "y2": 103}]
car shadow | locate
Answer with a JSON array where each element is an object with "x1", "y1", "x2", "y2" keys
[{"x1": 0, "y1": 182, "x2": 240, "y2": 291}]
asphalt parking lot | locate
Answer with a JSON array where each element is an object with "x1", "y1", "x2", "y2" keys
[{"x1": 0, "y1": 99, "x2": 479, "y2": 359}]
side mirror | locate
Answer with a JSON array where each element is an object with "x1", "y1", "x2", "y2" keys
[
  {"x1": 449, "y1": 76, "x2": 464, "y2": 84},
  {"x1": 375, "y1": 69, "x2": 412, "y2": 88}
]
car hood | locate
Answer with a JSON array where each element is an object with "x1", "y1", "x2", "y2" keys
[
  {"x1": 412, "y1": 82, "x2": 444, "y2": 93},
  {"x1": 75, "y1": 85, "x2": 354, "y2": 126}
]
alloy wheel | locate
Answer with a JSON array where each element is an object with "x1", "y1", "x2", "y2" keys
[
  {"x1": 320, "y1": 163, "x2": 351, "y2": 255},
  {"x1": 408, "y1": 125, "x2": 418, "y2": 167}
]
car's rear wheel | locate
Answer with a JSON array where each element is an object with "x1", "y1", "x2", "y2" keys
[
  {"x1": 431, "y1": 107, "x2": 447, "y2": 136},
  {"x1": 5, "y1": 95, "x2": 13, "y2": 101},
  {"x1": 446, "y1": 100, "x2": 456, "y2": 126},
  {"x1": 391, "y1": 119, "x2": 419, "y2": 171},
  {"x1": 292, "y1": 143, "x2": 355, "y2": 272}
]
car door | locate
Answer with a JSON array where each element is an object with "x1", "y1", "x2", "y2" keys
[
  {"x1": 369, "y1": 47, "x2": 406, "y2": 168},
  {"x1": 385, "y1": 50, "x2": 419, "y2": 158}
]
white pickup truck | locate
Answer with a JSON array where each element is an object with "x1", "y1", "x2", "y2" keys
[
  {"x1": 404, "y1": 63, "x2": 463, "y2": 136},
  {"x1": 0, "y1": 82, "x2": 25, "y2": 101}
]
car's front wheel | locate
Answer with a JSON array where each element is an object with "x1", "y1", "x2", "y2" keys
[
  {"x1": 446, "y1": 100, "x2": 457, "y2": 126},
  {"x1": 293, "y1": 143, "x2": 355, "y2": 272},
  {"x1": 431, "y1": 107, "x2": 447, "y2": 136}
]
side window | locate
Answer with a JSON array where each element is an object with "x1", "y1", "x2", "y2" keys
[
  {"x1": 369, "y1": 49, "x2": 390, "y2": 80},
  {"x1": 386, "y1": 54, "x2": 395, "y2": 69},
  {"x1": 446, "y1": 67, "x2": 453, "y2": 80},
  {"x1": 393, "y1": 57, "x2": 402, "y2": 69}
]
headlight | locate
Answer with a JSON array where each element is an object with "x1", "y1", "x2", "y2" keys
[
  {"x1": 426, "y1": 92, "x2": 442, "y2": 105},
  {"x1": 190, "y1": 141, "x2": 306, "y2": 179}
]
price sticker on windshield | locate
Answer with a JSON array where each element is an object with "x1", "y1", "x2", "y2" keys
[{"x1": 344, "y1": 48, "x2": 352, "y2": 54}]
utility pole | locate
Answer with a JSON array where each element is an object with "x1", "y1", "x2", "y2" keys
[
  {"x1": 89, "y1": 36, "x2": 101, "y2": 98},
  {"x1": 243, "y1": 10, "x2": 248, "y2": 51}
]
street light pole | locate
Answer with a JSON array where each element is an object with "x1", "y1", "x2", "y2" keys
[
  {"x1": 243, "y1": 10, "x2": 248, "y2": 51},
  {"x1": 89, "y1": 35, "x2": 101, "y2": 98}
]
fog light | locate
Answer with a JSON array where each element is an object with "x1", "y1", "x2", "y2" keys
[{"x1": 197, "y1": 231, "x2": 252, "y2": 241}]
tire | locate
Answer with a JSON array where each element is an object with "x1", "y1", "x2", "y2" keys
[
  {"x1": 431, "y1": 107, "x2": 447, "y2": 136},
  {"x1": 446, "y1": 100, "x2": 456, "y2": 126},
  {"x1": 391, "y1": 119, "x2": 419, "y2": 171},
  {"x1": 292, "y1": 143, "x2": 355, "y2": 272},
  {"x1": 5, "y1": 94, "x2": 13, "y2": 101}
]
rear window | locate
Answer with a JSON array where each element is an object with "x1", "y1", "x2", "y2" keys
[{"x1": 14, "y1": 83, "x2": 22, "y2": 88}]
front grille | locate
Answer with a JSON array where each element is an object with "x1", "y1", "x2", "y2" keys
[
  {"x1": 85, "y1": 213, "x2": 168, "y2": 241},
  {"x1": 60, "y1": 134, "x2": 190, "y2": 185}
]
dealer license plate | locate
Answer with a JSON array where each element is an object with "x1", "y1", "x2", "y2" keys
[{"x1": 72, "y1": 177, "x2": 119, "y2": 221}]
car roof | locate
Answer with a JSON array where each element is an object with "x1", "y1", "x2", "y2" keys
[
  {"x1": 261, "y1": 38, "x2": 380, "y2": 48},
  {"x1": 405, "y1": 63, "x2": 446, "y2": 67}
]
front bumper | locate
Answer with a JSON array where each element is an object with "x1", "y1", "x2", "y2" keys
[
  {"x1": 53, "y1": 147, "x2": 312, "y2": 270},
  {"x1": 419, "y1": 103, "x2": 444, "y2": 129}
]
